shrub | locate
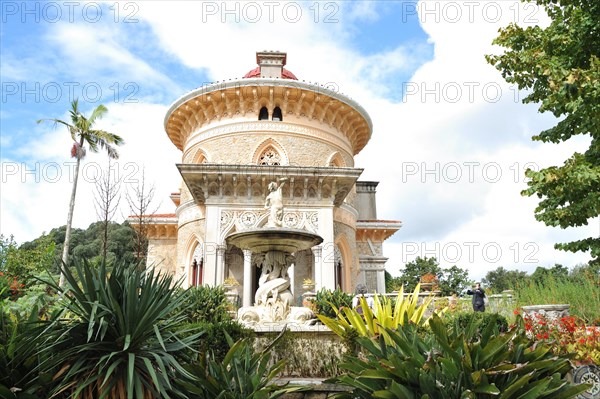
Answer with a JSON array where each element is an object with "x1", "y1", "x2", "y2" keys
[
  {"x1": 310, "y1": 288, "x2": 352, "y2": 319},
  {"x1": 176, "y1": 333, "x2": 304, "y2": 399},
  {"x1": 318, "y1": 285, "x2": 440, "y2": 346},
  {"x1": 0, "y1": 273, "x2": 24, "y2": 300},
  {"x1": 443, "y1": 311, "x2": 509, "y2": 338},
  {"x1": 521, "y1": 312, "x2": 600, "y2": 365},
  {"x1": 0, "y1": 300, "x2": 52, "y2": 398},
  {"x1": 6, "y1": 278, "x2": 59, "y2": 320},
  {"x1": 177, "y1": 285, "x2": 231, "y2": 324},
  {"x1": 180, "y1": 320, "x2": 254, "y2": 363},
  {"x1": 328, "y1": 314, "x2": 590, "y2": 398},
  {"x1": 515, "y1": 272, "x2": 600, "y2": 323}
]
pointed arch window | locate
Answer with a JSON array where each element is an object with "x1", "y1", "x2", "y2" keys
[
  {"x1": 190, "y1": 243, "x2": 203, "y2": 287},
  {"x1": 328, "y1": 152, "x2": 346, "y2": 167},
  {"x1": 258, "y1": 146, "x2": 282, "y2": 165},
  {"x1": 272, "y1": 106, "x2": 282, "y2": 121},
  {"x1": 259, "y1": 106, "x2": 269, "y2": 120}
]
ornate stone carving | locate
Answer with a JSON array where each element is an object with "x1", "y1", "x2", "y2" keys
[
  {"x1": 284, "y1": 212, "x2": 300, "y2": 228},
  {"x1": 220, "y1": 211, "x2": 232, "y2": 226},
  {"x1": 309, "y1": 212, "x2": 319, "y2": 229},
  {"x1": 240, "y1": 211, "x2": 257, "y2": 227},
  {"x1": 219, "y1": 209, "x2": 319, "y2": 237},
  {"x1": 258, "y1": 146, "x2": 282, "y2": 165}
]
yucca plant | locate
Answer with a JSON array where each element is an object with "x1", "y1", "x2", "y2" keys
[
  {"x1": 328, "y1": 314, "x2": 591, "y2": 398},
  {"x1": 176, "y1": 332, "x2": 304, "y2": 399},
  {"x1": 39, "y1": 259, "x2": 202, "y2": 399},
  {"x1": 0, "y1": 297, "x2": 53, "y2": 399},
  {"x1": 317, "y1": 284, "x2": 440, "y2": 345}
]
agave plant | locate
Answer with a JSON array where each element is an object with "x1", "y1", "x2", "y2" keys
[
  {"x1": 39, "y1": 259, "x2": 202, "y2": 399},
  {"x1": 317, "y1": 284, "x2": 440, "y2": 344},
  {"x1": 176, "y1": 332, "x2": 304, "y2": 399},
  {"x1": 329, "y1": 314, "x2": 591, "y2": 398}
]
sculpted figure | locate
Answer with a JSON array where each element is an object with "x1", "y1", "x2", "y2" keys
[
  {"x1": 265, "y1": 178, "x2": 288, "y2": 227},
  {"x1": 254, "y1": 251, "x2": 294, "y2": 308}
]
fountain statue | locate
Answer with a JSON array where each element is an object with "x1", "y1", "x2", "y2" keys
[
  {"x1": 264, "y1": 178, "x2": 287, "y2": 227},
  {"x1": 226, "y1": 178, "x2": 323, "y2": 325}
]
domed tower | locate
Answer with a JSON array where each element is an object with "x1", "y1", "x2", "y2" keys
[{"x1": 144, "y1": 51, "x2": 400, "y2": 305}]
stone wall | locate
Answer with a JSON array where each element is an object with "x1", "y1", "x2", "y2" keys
[
  {"x1": 146, "y1": 238, "x2": 177, "y2": 276},
  {"x1": 253, "y1": 328, "x2": 347, "y2": 378},
  {"x1": 191, "y1": 132, "x2": 352, "y2": 167},
  {"x1": 278, "y1": 382, "x2": 351, "y2": 399}
]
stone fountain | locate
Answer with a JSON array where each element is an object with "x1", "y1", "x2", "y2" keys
[{"x1": 226, "y1": 178, "x2": 323, "y2": 326}]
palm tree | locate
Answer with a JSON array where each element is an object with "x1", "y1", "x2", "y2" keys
[{"x1": 38, "y1": 99, "x2": 124, "y2": 286}]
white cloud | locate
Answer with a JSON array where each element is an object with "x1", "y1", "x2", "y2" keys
[
  {"x1": 357, "y1": 1, "x2": 593, "y2": 279},
  {"x1": 2, "y1": 0, "x2": 595, "y2": 284},
  {"x1": 0, "y1": 101, "x2": 180, "y2": 243}
]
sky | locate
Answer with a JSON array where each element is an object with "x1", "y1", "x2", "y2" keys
[{"x1": 1, "y1": 0, "x2": 597, "y2": 282}]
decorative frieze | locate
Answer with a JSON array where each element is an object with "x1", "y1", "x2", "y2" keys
[
  {"x1": 220, "y1": 209, "x2": 319, "y2": 239},
  {"x1": 178, "y1": 163, "x2": 363, "y2": 207}
]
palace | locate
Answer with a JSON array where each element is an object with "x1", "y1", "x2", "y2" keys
[{"x1": 142, "y1": 51, "x2": 401, "y2": 306}]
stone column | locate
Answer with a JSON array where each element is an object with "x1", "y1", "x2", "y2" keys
[
  {"x1": 359, "y1": 256, "x2": 388, "y2": 293},
  {"x1": 319, "y1": 207, "x2": 336, "y2": 290},
  {"x1": 289, "y1": 260, "x2": 295, "y2": 299},
  {"x1": 243, "y1": 249, "x2": 253, "y2": 307},
  {"x1": 376, "y1": 268, "x2": 386, "y2": 294},
  {"x1": 216, "y1": 245, "x2": 227, "y2": 285},
  {"x1": 203, "y1": 206, "x2": 220, "y2": 286},
  {"x1": 312, "y1": 245, "x2": 322, "y2": 291}
]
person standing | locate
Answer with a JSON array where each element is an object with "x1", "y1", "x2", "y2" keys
[{"x1": 467, "y1": 282, "x2": 486, "y2": 312}]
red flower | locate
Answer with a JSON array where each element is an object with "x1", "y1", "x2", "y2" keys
[{"x1": 513, "y1": 309, "x2": 520, "y2": 315}]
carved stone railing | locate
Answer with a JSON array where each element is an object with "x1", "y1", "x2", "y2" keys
[{"x1": 521, "y1": 304, "x2": 570, "y2": 320}]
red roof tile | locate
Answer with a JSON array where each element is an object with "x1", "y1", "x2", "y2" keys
[{"x1": 243, "y1": 67, "x2": 298, "y2": 80}]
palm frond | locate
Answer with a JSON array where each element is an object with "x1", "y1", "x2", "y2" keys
[{"x1": 88, "y1": 104, "x2": 108, "y2": 125}]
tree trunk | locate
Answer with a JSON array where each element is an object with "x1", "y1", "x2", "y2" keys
[{"x1": 59, "y1": 145, "x2": 82, "y2": 287}]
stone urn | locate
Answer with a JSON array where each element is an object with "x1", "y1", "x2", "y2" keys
[
  {"x1": 419, "y1": 274, "x2": 439, "y2": 292},
  {"x1": 420, "y1": 282, "x2": 435, "y2": 292},
  {"x1": 302, "y1": 279, "x2": 316, "y2": 292}
]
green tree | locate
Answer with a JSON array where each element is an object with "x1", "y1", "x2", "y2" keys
[
  {"x1": 384, "y1": 270, "x2": 403, "y2": 293},
  {"x1": 20, "y1": 221, "x2": 136, "y2": 272},
  {"x1": 530, "y1": 263, "x2": 569, "y2": 284},
  {"x1": 0, "y1": 234, "x2": 55, "y2": 288},
  {"x1": 486, "y1": 0, "x2": 600, "y2": 264},
  {"x1": 439, "y1": 265, "x2": 471, "y2": 296},
  {"x1": 38, "y1": 100, "x2": 124, "y2": 286},
  {"x1": 398, "y1": 257, "x2": 443, "y2": 292},
  {"x1": 483, "y1": 266, "x2": 528, "y2": 292}
]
